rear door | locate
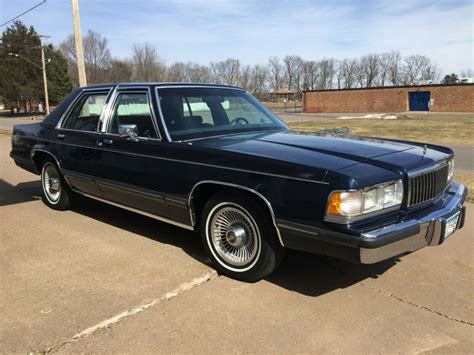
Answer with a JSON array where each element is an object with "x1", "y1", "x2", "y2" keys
[
  {"x1": 94, "y1": 87, "x2": 170, "y2": 217},
  {"x1": 56, "y1": 88, "x2": 112, "y2": 196}
]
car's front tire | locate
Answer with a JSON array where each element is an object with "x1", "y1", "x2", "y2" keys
[
  {"x1": 40, "y1": 160, "x2": 73, "y2": 210},
  {"x1": 201, "y1": 191, "x2": 285, "y2": 282}
]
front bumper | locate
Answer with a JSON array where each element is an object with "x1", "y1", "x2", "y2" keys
[{"x1": 278, "y1": 182, "x2": 467, "y2": 264}]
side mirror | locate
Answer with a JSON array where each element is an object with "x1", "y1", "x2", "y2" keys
[{"x1": 118, "y1": 124, "x2": 139, "y2": 141}]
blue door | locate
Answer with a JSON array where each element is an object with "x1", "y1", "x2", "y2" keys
[{"x1": 409, "y1": 92, "x2": 430, "y2": 111}]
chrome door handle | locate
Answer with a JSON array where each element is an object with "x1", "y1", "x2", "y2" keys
[
  {"x1": 57, "y1": 134, "x2": 65, "y2": 140},
  {"x1": 103, "y1": 139, "x2": 113, "y2": 145}
]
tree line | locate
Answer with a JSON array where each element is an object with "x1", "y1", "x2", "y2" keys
[
  {"x1": 59, "y1": 30, "x2": 443, "y2": 97},
  {"x1": 1, "y1": 21, "x2": 472, "y2": 107}
]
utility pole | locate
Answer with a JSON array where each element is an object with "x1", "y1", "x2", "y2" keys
[
  {"x1": 72, "y1": 0, "x2": 87, "y2": 86},
  {"x1": 39, "y1": 36, "x2": 50, "y2": 115}
]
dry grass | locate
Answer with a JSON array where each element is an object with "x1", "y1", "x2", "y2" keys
[
  {"x1": 455, "y1": 171, "x2": 474, "y2": 202},
  {"x1": 288, "y1": 117, "x2": 474, "y2": 145}
]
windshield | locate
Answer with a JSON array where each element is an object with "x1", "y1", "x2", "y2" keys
[{"x1": 157, "y1": 87, "x2": 288, "y2": 140}]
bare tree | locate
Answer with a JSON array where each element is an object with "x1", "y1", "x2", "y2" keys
[
  {"x1": 239, "y1": 65, "x2": 252, "y2": 91},
  {"x1": 167, "y1": 62, "x2": 186, "y2": 82},
  {"x1": 59, "y1": 30, "x2": 112, "y2": 84},
  {"x1": 376, "y1": 52, "x2": 392, "y2": 86},
  {"x1": 267, "y1": 56, "x2": 284, "y2": 91},
  {"x1": 283, "y1": 55, "x2": 303, "y2": 91},
  {"x1": 106, "y1": 59, "x2": 133, "y2": 83},
  {"x1": 460, "y1": 69, "x2": 474, "y2": 78},
  {"x1": 301, "y1": 61, "x2": 318, "y2": 91},
  {"x1": 293, "y1": 57, "x2": 304, "y2": 96},
  {"x1": 340, "y1": 58, "x2": 358, "y2": 88},
  {"x1": 354, "y1": 59, "x2": 365, "y2": 88},
  {"x1": 185, "y1": 62, "x2": 212, "y2": 83},
  {"x1": 132, "y1": 42, "x2": 166, "y2": 82},
  {"x1": 249, "y1": 64, "x2": 268, "y2": 98},
  {"x1": 318, "y1": 59, "x2": 335, "y2": 89},
  {"x1": 336, "y1": 60, "x2": 344, "y2": 89},
  {"x1": 402, "y1": 54, "x2": 433, "y2": 85},
  {"x1": 82, "y1": 30, "x2": 111, "y2": 83},
  {"x1": 361, "y1": 54, "x2": 379, "y2": 87},
  {"x1": 210, "y1": 58, "x2": 240, "y2": 85},
  {"x1": 385, "y1": 51, "x2": 402, "y2": 86},
  {"x1": 421, "y1": 60, "x2": 438, "y2": 82}
]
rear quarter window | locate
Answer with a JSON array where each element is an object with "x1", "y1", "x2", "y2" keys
[{"x1": 41, "y1": 88, "x2": 82, "y2": 128}]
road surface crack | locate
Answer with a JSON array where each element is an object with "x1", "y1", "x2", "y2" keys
[
  {"x1": 359, "y1": 282, "x2": 474, "y2": 327},
  {"x1": 319, "y1": 257, "x2": 474, "y2": 327},
  {"x1": 45, "y1": 270, "x2": 218, "y2": 353}
]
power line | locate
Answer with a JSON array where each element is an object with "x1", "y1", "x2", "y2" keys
[{"x1": 0, "y1": 1, "x2": 47, "y2": 27}]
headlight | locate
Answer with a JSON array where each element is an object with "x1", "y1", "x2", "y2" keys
[
  {"x1": 326, "y1": 180, "x2": 403, "y2": 223},
  {"x1": 447, "y1": 159, "x2": 454, "y2": 182}
]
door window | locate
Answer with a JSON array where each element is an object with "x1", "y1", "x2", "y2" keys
[
  {"x1": 62, "y1": 92, "x2": 108, "y2": 131},
  {"x1": 108, "y1": 92, "x2": 158, "y2": 138}
]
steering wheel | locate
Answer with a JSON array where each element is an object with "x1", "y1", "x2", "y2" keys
[{"x1": 230, "y1": 117, "x2": 249, "y2": 125}]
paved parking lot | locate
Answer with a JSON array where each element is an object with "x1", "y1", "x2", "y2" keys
[{"x1": 1, "y1": 136, "x2": 473, "y2": 353}]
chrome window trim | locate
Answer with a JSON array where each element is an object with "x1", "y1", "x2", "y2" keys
[
  {"x1": 156, "y1": 84, "x2": 245, "y2": 91},
  {"x1": 188, "y1": 180, "x2": 285, "y2": 247},
  {"x1": 56, "y1": 87, "x2": 114, "y2": 130},
  {"x1": 101, "y1": 85, "x2": 162, "y2": 141},
  {"x1": 154, "y1": 87, "x2": 173, "y2": 141}
]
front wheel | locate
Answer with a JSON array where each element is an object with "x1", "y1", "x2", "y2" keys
[
  {"x1": 201, "y1": 191, "x2": 285, "y2": 282},
  {"x1": 41, "y1": 160, "x2": 73, "y2": 210}
]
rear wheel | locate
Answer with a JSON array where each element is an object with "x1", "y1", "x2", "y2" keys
[
  {"x1": 41, "y1": 160, "x2": 73, "y2": 210},
  {"x1": 201, "y1": 191, "x2": 285, "y2": 282}
]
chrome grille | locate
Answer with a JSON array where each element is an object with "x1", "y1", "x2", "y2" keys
[{"x1": 408, "y1": 163, "x2": 448, "y2": 207}]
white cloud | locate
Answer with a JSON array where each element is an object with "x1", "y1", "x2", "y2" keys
[{"x1": 2, "y1": 0, "x2": 472, "y2": 74}]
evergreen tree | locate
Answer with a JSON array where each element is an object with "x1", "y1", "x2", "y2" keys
[
  {"x1": 441, "y1": 73, "x2": 459, "y2": 85},
  {"x1": 0, "y1": 21, "x2": 72, "y2": 109}
]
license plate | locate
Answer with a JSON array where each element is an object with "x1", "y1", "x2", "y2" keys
[{"x1": 443, "y1": 211, "x2": 461, "y2": 240}]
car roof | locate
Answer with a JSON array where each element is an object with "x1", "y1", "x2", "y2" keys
[{"x1": 78, "y1": 82, "x2": 246, "y2": 91}]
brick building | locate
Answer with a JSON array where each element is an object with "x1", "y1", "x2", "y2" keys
[{"x1": 302, "y1": 84, "x2": 474, "y2": 113}]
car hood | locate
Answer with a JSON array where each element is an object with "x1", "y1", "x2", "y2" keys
[{"x1": 190, "y1": 131, "x2": 451, "y2": 183}]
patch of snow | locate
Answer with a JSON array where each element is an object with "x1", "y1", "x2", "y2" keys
[{"x1": 336, "y1": 113, "x2": 400, "y2": 120}]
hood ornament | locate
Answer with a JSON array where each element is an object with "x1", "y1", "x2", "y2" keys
[{"x1": 423, "y1": 145, "x2": 427, "y2": 156}]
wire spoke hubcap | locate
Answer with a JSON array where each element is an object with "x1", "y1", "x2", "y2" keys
[
  {"x1": 210, "y1": 205, "x2": 259, "y2": 267},
  {"x1": 42, "y1": 164, "x2": 61, "y2": 203}
]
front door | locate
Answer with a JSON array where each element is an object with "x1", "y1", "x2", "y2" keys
[{"x1": 94, "y1": 89, "x2": 170, "y2": 217}]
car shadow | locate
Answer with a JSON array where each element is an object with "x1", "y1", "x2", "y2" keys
[
  {"x1": 0, "y1": 179, "x2": 42, "y2": 206},
  {"x1": 2, "y1": 183, "x2": 399, "y2": 297},
  {"x1": 266, "y1": 250, "x2": 399, "y2": 297},
  {"x1": 72, "y1": 196, "x2": 400, "y2": 296}
]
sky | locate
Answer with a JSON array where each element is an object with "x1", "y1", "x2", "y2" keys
[{"x1": 1, "y1": 0, "x2": 473, "y2": 75}]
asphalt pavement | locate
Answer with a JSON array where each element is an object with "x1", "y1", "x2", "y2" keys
[{"x1": 1, "y1": 136, "x2": 473, "y2": 353}]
